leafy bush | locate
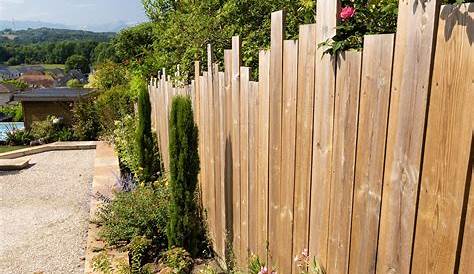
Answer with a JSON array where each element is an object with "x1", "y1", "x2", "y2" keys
[
  {"x1": 0, "y1": 103, "x2": 23, "y2": 122},
  {"x1": 66, "y1": 79, "x2": 84, "y2": 88},
  {"x1": 5, "y1": 128, "x2": 32, "y2": 146},
  {"x1": 114, "y1": 114, "x2": 140, "y2": 175},
  {"x1": 128, "y1": 236, "x2": 152, "y2": 274},
  {"x1": 65, "y1": 54, "x2": 90, "y2": 73},
  {"x1": 72, "y1": 97, "x2": 101, "y2": 141},
  {"x1": 96, "y1": 184, "x2": 169, "y2": 249},
  {"x1": 320, "y1": 0, "x2": 398, "y2": 55},
  {"x1": 160, "y1": 247, "x2": 193, "y2": 274},
  {"x1": 135, "y1": 75, "x2": 162, "y2": 183},
  {"x1": 167, "y1": 96, "x2": 203, "y2": 256},
  {"x1": 86, "y1": 61, "x2": 130, "y2": 91},
  {"x1": 30, "y1": 115, "x2": 75, "y2": 143},
  {"x1": 1, "y1": 79, "x2": 29, "y2": 91}
]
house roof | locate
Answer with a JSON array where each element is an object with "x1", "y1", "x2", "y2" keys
[
  {"x1": 14, "y1": 88, "x2": 96, "y2": 102},
  {"x1": 19, "y1": 74, "x2": 55, "y2": 88},
  {"x1": 0, "y1": 83, "x2": 17, "y2": 93}
]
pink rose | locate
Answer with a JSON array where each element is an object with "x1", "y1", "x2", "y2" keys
[{"x1": 340, "y1": 6, "x2": 356, "y2": 21}]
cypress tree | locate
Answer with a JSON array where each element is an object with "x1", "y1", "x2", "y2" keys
[
  {"x1": 135, "y1": 76, "x2": 161, "y2": 183},
  {"x1": 167, "y1": 96, "x2": 201, "y2": 256}
]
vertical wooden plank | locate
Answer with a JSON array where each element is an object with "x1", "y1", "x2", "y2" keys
[
  {"x1": 214, "y1": 63, "x2": 223, "y2": 259},
  {"x1": 292, "y1": 23, "x2": 316, "y2": 273},
  {"x1": 376, "y1": 1, "x2": 440, "y2": 272},
  {"x1": 201, "y1": 73, "x2": 209, "y2": 225},
  {"x1": 231, "y1": 36, "x2": 242, "y2": 265},
  {"x1": 248, "y1": 81, "x2": 259, "y2": 256},
  {"x1": 349, "y1": 34, "x2": 395, "y2": 274},
  {"x1": 309, "y1": 0, "x2": 338, "y2": 266},
  {"x1": 268, "y1": 10, "x2": 284, "y2": 267},
  {"x1": 217, "y1": 70, "x2": 227, "y2": 259},
  {"x1": 412, "y1": 4, "x2": 473, "y2": 273},
  {"x1": 223, "y1": 50, "x2": 234, "y2": 261},
  {"x1": 459, "y1": 161, "x2": 474, "y2": 274},
  {"x1": 194, "y1": 62, "x2": 203, "y2": 204},
  {"x1": 257, "y1": 50, "x2": 270, "y2": 260},
  {"x1": 326, "y1": 51, "x2": 362, "y2": 274},
  {"x1": 240, "y1": 67, "x2": 250, "y2": 266},
  {"x1": 279, "y1": 39, "x2": 298, "y2": 273},
  {"x1": 207, "y1": 45, "x2": 217, "y2": 247}
]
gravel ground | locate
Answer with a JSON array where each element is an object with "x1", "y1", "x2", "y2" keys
[{"x1": 0, "y1": 150, "x2": 96, "y2": 274}]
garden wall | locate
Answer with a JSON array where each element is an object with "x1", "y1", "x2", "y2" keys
[{"x1": 149, "y1": 1, "x2": 473, "y2": 273}]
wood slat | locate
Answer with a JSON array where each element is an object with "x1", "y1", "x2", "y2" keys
[
  {"x1": 278, "y1": 39, "x2": 298, "y2": 273},
  {"x1": 412, "y1": 4, "x2": 474, "y2": 273},
  {"x1": 376, "y1": 1, "x2": 440, "y2": 272},
  {"x1": 217, "y1": 69, "x2": 226, "y2": 259},
  {"x1": 309, "y1": 1, "x2": 338, "y2": 266},
  {"x1": 268, "y1": 10, "x2": 285, "y2": 268},
  {"x1": 459, "y1": 160, "x2": 474, "y2": 274},
  {"x1": 349, "y1": 34, "x2": 395, "y2": 274},
  {"x1": 231, "y1": 36, "x2": 242, "y2": 264},
  {"x1": 239, "y1": 66, "x2": 250, "y2": 265},
  {"x1": 326, "y1": 51, "x2": 362, "y2": 274},
  {"x1": 292, "y1": 24, "x2": 316, "y2": 274},
  {"x1": 248, "y1": 81, "x2": 259, "y2": 256},
  {"x1": 257, "y1": 50, "x2": 270, "y2": 261}
]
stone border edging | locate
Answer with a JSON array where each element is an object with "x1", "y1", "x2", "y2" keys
[{"x1": 0, "y1": 141, "x2": 97, "y2": 159}]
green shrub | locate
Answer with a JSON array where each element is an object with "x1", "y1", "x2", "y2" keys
[
  {"x1": 72, "y1": 97, "x2": 101, "y2": 141},
  {"x1": 5, "y1": 128, "x2": 32, "y2": 146},
  {"x1": 66, "y1": 79, "x2": 84, "y2": 88},
  {"x1": 0, "y1": 103, "x2": 23, "y2": 122},
  {"x1": 114, "y1": 114, "x2": 140, "y2": 175},
  {"x1": 167, "y1": 96, "x2": 202, "y2": 256},
  {"x1": 86, "y1": 61, "x2": 130, "y2": 91},
  {"x1": 96, "y1": 184, "x2": 169, "y2": 249},
  {"x1": 160, "y1": 247, "x2": 193, "y2": 274},
  {"x1": 92, "y1": 252, "x2": 113, "y2": 274},
  {"x1": 1, "y1": 79, "x2": 28, "y2": 91},
  {"x1": 30, "y1": 116, "x2": 76, "y2": 143},
  {"x1": 128, "y1": 236, "x2": 152, "y2": 274},
  {"x1": 135, "y1": 75, "x2": 162, "y2": 183}
]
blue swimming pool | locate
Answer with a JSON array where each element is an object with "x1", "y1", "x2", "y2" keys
[{"x1": 0, "y1": 122, "x2": 24, "y2": 141}]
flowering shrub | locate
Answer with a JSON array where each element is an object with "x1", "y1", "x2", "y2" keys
[
  {"x1": 294, "y1": 249, "x2": 325, "y2": 274},
  {"x1": 320, "y1": 0, "x2": 398, "y2": 55}
]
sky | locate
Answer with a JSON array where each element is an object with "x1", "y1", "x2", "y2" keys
[{"x1": 0, "y1": 0, "x2": 148, "y2": 28}]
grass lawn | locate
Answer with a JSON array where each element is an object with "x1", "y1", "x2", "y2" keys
[{"x1": 0, "y1": 146, "x2": 27, "y2": 153}]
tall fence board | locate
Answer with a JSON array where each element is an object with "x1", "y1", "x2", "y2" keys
[{"x1": 149, "y1": 4, "x2": 474, "y2": 273}]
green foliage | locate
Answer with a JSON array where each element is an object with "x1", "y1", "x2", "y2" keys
[
  {"x1": 96, "y1": 184, "x2": 169, "y2": 249},
  {"x1": 113, "y1": 23, "x2": 156, "y2": 63},
  {"x1": 114, "y1": 115, "x2": 140, "y2": 175},
  {"x1": 135, "y1": 75, "x2": 162, "y2": 183},
  {"x1": 72, "y1": 97, "x2": 101, "y2": 141},
  {"x1": 320, "y1": 0, "x2": 398, "y2": 55},
  {"x1": 1, "y1": 79, "x2": 29, "y2": 91},
  {"x1": 30, "y1": 115, "x2": 76, "y2": 142},
  {"x1": 65, "y1": 54, "x2": 90, "y2": 73},
  {"x1": 167, "y1": 96, "x2": 203, "y2": 256},
  {"x1": 5, "y1": 128, "x2": 32, "y2": 146},
  {"x1": 66, "y1": 79, "x2": 84, "y2": 88},
  {"x1": 92, "y1": 252, "x2": 113, "y2": 274},
  {"x1": 128, "y1": 236, "x2": 152, "y2": 274},
  {"x1": 160, "y1": 247, "x2": 194, "y2": 274},
  {"x1": 248, "y1": 254, "x2": 265, "y2": 274},
  {"x1": 86, "y1": 61, "x2": 130, "y2": 90},
  {"x1": 0, "y1": 103, "x2": 23, "y2": 121}
]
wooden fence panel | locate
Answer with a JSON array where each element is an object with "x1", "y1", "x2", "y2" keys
[
  {"x1": 216, "y1": 70, "x2": 226, "y2": 258},
  {"x1": 268, "y1": 10, "x2": 284, "y2": 267},
  {"x1": 292, "y1": 24, "x2": 316, "y2": 273},
  {"x1": 412, "y1": 4, "x2": 474, "y2": 273},
  {"x1": 248, "y1": 80, "x2": 259, "y2": 256},
  {"x1": 459, "y1": 162, "x2": 474, "y2": 274},
  {"x1": 231, "y1": 36, "x2": 242, "y2": 264},
  {"x1": 278, "y1": 39, "x2": 298, "y2": 273},
  {"x1": 240, "y1": 67, "x2": 250, "y2": 265},
  {"x1": 326, "y1": 51, "x2": 362, "y2": 274},
  {"x1": 309, "y1": 1, "x2": 338, "y2": 264},
  {"x1": 349, "y1": 34, "x2": 395, "y2": 274},
  {"x1": 376, "y1": 0, "x2": 439, "y2": 272},
  {"x1": 256, "y1": 50, "x2": 270, "y2": 260}
]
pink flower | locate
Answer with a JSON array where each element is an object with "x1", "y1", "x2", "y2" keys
[{"x1": 340, "y1": 6, "x2": 356, "y2": 21}]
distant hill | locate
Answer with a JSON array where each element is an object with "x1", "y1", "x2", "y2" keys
[
  {"x1": 0, "y1": 20, "x2": 135, "y2": 33},
  {"x1": 0, "y1": 28, "x2": 115, "y2": 44}
]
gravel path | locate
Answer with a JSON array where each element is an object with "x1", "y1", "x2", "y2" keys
[{"x1": 0, "y1": 150, "x2": 96, "y2": 274}]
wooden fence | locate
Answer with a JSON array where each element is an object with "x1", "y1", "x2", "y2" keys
[{"x1": 149, "y1": 1, "x2": 473, "y2": 273}]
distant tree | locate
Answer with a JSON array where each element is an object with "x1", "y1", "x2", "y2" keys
[
  {"x1": 167, "y1": 96, "x2": 202, "y2": 256},
  {"x1": 65, "y1": 54, "x2": 90, "y2": 73},
  {"x1": 85, "y1": 61, "x2": 129, "y2": 90},
  {"x1": 113, "y1": 22, "x2": 155, "y2": 63}
]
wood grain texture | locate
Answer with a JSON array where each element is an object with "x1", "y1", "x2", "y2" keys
[
  {"x1": 292, "y1": 24, "x2": 316, "y2": 274},
  {"x1": 412, "y1": 4, "x2": 474, "y2": 273},
  {"x1": 248, "y1": 81, "x2": 259, "y2": 256},
  {"x1": 349, "y1": 34, "x2": 395, "y2": 274},
  {"x1": 240, "y1": 66, "x2": 250, "y2": 265},
  {"x1": 309, "y1": 0, "x2": 338, "y2": 266},
  {"x1": 217, "y1": 69, "x2": 226, "y2": 259},
  {"x1": 376, "y1": 1, "x2": 440, "y2": 273},
  {"x1": 257, "y1": 50, "x2": 270, "y2": 260},
  {"x1": 231, "y1": 36, "x2": 242, "y2": 264},
  {"x1": 213, "y1": 63, "x2": 222, "y2": 258},
  {"x1": 459, "y1": 160, "x2": 474, "y2": 274},
  {"x1": 327, "y1": 51, "x2": 362, "y2": 274},
  {"x1": 278, "y1": 39, "x2": 298, "y2": 273},
  {"x1": 268, "y1": 10, "x2": 284, "y2": 267}
]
